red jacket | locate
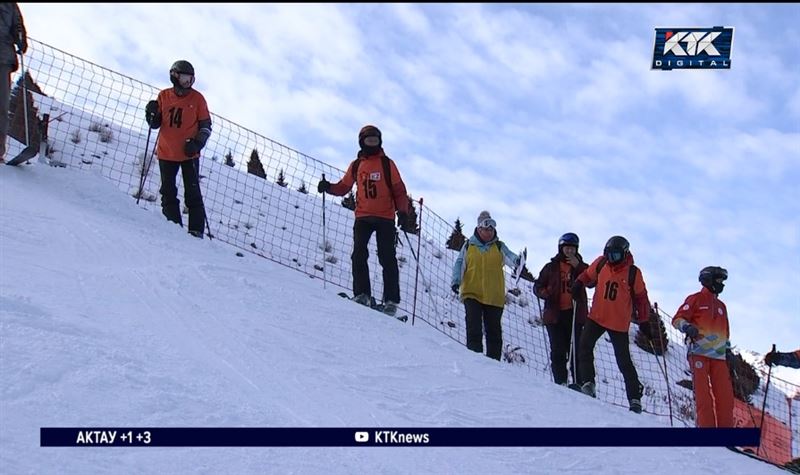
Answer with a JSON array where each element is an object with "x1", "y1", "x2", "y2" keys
[
  {"x1": 155, "y1": 88, "x2": 210, "y2": 162},
  {"x1": 576, "y1": 253, "x2": 650, "y2": 332},
  {"x1": 671, "y1": 287, "x2": 730, "y2": 360},
  {"x1": 327, "y1": 150, "x2": 409, "y2": 220},
  {"x1": 534, "y1": 254, "x2": 588, "y2": 325}
]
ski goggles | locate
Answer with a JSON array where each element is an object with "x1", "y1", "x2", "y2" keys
[
  {"x1": 172, "y1": 72, "x2": 195, "y2": 88},
  {"x1": 478, "y1": 218, "x2": 496, "y2": 229},
  {"x1": 700, "y1": 267, "x2": 728, "y2": 282},
  {"x1": 606, "y1": 250, "x2": 625, "y2": 263},
  {"x1": 558, "y1": 233, "x2": 579, "y2": 247},
  {"x1": 362, "y1": 135, "x2": 381, "y2": 147}
]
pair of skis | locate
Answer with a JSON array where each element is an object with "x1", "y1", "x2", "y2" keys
[
  {"x1": 511, "y1": 247, "x2": 528, "y2": 288},
  {"x1": 337, "y1": 292, "x2": 409, "y2": 323}
]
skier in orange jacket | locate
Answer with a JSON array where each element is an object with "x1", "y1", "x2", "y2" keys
[
  {"x1": 317, "y1": 125, "x2": 409, "y2": 316},
  {"x1": 672, "y1": 266, "x2": 734, "y2": 428},
  {"x1": 572, "y1": 236, "x2": 652, "y2": 414}
]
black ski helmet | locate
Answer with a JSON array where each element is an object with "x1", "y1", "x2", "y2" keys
[
  {"x1": 358, "y1": 125, "x2": 382, "y2": 152},
  {"x1": 170, "y1": 60, "x2": 195, "y2": 75},
  {"x1": 699, "y1": 266, "x2": 728, "y2": 294},
  {"x1": 558, "y1": 232, "x2": 579, "y2": 255},
  {"x1": 603, "y1": 235, "x2": 630, "y2": 264},
  {"x1": 169, "y1": 60, "x2": 195, "y2": 90},
  {"x1": 558, "y1": 232, "x2": 579, "y2": 248}
]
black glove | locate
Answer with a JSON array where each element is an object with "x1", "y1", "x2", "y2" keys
[
  {"x1": 683, "y1": 324, "x2": 700, "y2": 340},
  {"x1": 764, "y1": 351, "x2": 776, "y2": 366},
  {"x1": 145, "y1": 100, "x2": 159, "y2": 126},
  {"x1": 451, "y1": 283, "x2": 460, "y2": 295},
  {"x1": 317, "y1": 179, "x2": 330, "y2": 194},
  {"x1": 184, "y1": 138, "x2": 202, "y2": 157},
  {"x1": 570, "y1": 281, "x2": 584, "y2": 299},
  {"x1": 397, "y1": 211, "x2": 409, "y2": 228}
]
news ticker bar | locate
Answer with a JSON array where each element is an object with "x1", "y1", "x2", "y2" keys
[{"x1": 41, "y1": 427, "x2": 761, "y2": 447}]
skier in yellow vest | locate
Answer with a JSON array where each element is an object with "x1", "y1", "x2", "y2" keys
[{"x1": 451, "y1": 211, "x2": 528, "y2": 361}]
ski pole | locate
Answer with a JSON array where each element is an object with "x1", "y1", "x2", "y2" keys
[
  {"x1": 193, "y1": 158, "x2": 213, "y2": 239},
  {"x1": 535, "y1": 293, "x2": 552, "y2": 381},
  {"x1": 653, "y1": 303, "x2": 674, "y2": 426},
  {"x1": 756, "y1": 344, "x2": 776, "y2": 457},
  {"x1": 646, "y1": 337, "x2": 675, "y2": 425},
  {"x1": 136, "y1": 126, "x2": 154, "y2": 205},
  {"x1": 137, "y1": 128, "x2": 160, "y2": 205},
  {"x1": 321, "y1": 173, "x2": 327, "y2": 290},
  {"x1": 569, "y1": 301, "x2": 578, "y2": 386},
  {"x1": 20, "y1": 33, "x2": 29, "y2": 152},
  {"x1": 409, "y1": 197, "x2": 423, "y2": 325},
  {"x1": 401, "y1": 229, "x2": 444, "y2": 329}
]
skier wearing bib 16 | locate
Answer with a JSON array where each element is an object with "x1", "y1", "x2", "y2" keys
[{"x1": 572, "y1": 236, "x2": 653, "y2": 414}]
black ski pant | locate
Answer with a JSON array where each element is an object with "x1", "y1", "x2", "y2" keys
[
  {"x1": 352, "y1": 217, "x2": 400, "y2": 303},
  {"x1": 545, "y1": 308, "x2": 583, "y2": 385},
  {"x1": 158, "y1": 158, "x2": 206, "y2": 236},
  {"x1": 464, "y1": 298, "x2": 503, "y2": 361},
  {"x1": 577, "y1": 318, "x2": 643, "y2": 401}
]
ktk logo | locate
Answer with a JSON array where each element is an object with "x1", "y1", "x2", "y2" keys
[
  {"x1": 663, "y1": 31, "x2": 721, "y2": 56},
  {"x1": 652, "y1": 27, "x2": 734, "y2": 70}
]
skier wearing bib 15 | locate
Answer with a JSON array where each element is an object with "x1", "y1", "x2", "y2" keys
[
  {"x1": 317, "y1": 125, "x2": 410, "y2": 317},
  {"x1": 534, "y1": 232, "x2": 589, "y2": 388}
]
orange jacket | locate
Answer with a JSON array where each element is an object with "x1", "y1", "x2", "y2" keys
[
  {"x1": 155, "y1": 88, "x2": 211, "y2": 162},
  {"x1": 327, "y1": 150, "x2": 409, "y2": 220},
  {"x1": 533, "y1": 254, "x2": 589, "y2": 325},
  {"x1": 576, "y1": 253, "x2": 650, "y2": 332},
  {"x1": 671, "y1": 287, "x2": 730, "y2": 360}
]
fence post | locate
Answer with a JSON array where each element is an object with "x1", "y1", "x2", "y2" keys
[
  {"x1": 653, "y1": 303, "x2": 674, "y2": 426},
  {"x1": 411, "y1": 197, "x2": 423, "y2": 325}
]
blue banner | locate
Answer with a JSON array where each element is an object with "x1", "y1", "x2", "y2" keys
[{"x1": 40, "y1": 427, "x2": 761, "y2": 447}]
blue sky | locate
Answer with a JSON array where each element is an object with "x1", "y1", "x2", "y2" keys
[{"x1": 23, "y1": 3, "x2": 799, "y2": 355}]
